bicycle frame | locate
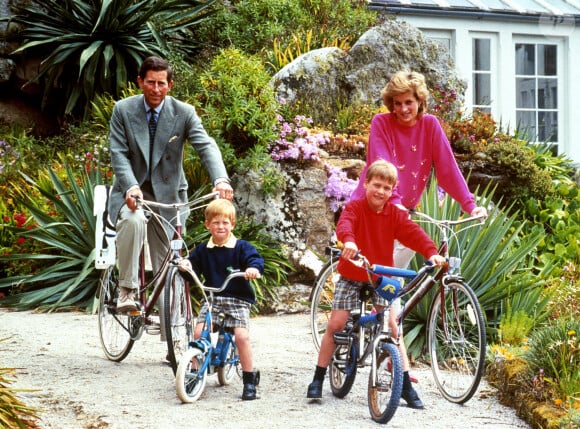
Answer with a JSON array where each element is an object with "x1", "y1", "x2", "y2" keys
[{"x1": 390, "y1": 212, "x2": 484, "y2": 333}]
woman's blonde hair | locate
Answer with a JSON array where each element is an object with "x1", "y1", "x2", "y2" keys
[
  {"x1": 205, "y1": 199, "x2": 236, "y2": 224},
  {"x1": 381, "y1": 71, "x2": 429, "y2": 117},
  {"x1": 365, "y1": 159, "x2": 398, "y2": 185}
]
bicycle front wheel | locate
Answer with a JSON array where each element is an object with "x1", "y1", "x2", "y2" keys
[
  {"x1": 310, "y1": 260, "x2": 339, "y2": 351},
  {"x1": 217, "y1": 339, "x2": 240, "y2": 386},
  {"x1": 97, "y1": 266, "x2": 134, "y2": 361},
  {"x1": 368, "y1": 342, "x2": 403, "y2": 424},
  {"x1": 329, "y1": 341, "x2": 358, "y2": 398},
  {"x1": 175, "y1": 347, "x2": 207, "y2": 403},
  {"x1": 428, "y1": 280, "x2": 486, "y2": 403},
  {"x1": 164, "y1": 266, "x2": 194, "y2": 375}
]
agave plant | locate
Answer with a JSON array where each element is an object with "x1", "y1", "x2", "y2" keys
[
  {"x1": 403, "y1": 180, "x2": 549, "y2": 359},
  {"x1": 0, "y1": 161, "x2": 101, "y2": 311},
  {"x1": 3, "y1": 0, "x2": 216, "y2": 119}
]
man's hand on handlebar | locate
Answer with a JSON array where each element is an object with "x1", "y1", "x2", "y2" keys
[
  {"x1": 213, "y1": 181, "x2": 234, "y2": 201},
  {"x1": 126, "y1": 188, "x2": 143, "y2": 211}
]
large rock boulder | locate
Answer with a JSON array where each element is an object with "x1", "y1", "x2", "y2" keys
[{"x1": 271, "y1": 19, "x2": 466, "y2": 125}]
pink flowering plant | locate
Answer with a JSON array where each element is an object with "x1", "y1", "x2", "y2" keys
[
  {"x1": 324, "y1": 164, "x2": 358, "y2": 213},
  {"x1": 269, "y1": 114, "x2": 330, "y2": 163}
]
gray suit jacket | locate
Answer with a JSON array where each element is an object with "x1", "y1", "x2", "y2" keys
[{"x1": 108, "y1": 94, "x2": 227, "y2": 224}]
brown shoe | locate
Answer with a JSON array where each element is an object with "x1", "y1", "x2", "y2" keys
[{"x1": 117, "y1": 287, "x2": 137, "y2": 313}]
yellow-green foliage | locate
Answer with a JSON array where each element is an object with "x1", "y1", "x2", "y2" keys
[
  {"x1": 499, "y1": 308, "x2": 534, "y2": 346},
  {"x1": 0, "y1": 365, "x2": 39, "y2": 428}
]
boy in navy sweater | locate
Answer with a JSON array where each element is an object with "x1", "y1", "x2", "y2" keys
[{"x1": 179, "y1": 198, "x2": 264, "y2": 400}]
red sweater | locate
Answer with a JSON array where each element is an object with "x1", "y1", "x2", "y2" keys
[{"x1": 336, "y1": 198, "x2": 439, "y2": 282}]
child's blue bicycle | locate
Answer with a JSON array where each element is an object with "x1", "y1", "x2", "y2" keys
[{"x1": 174, "y1": 267, "x2": 257, "y2": 403}]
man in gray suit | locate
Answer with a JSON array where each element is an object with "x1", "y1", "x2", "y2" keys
[{"x1": 109, "y1": 56, "x2": 233, "y2": 312}]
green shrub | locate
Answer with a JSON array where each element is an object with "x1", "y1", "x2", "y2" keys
[
  {"x1": 525, "y1": 319, "x2": 580, "y2": 408},
  {"x1": 193, "y1": 0, "x2": 376, "y2": 60},
  {"x1": 195, "y1": 48, "x2": 279, "y2": 165}
]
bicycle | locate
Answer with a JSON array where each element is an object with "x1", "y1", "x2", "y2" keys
[
  {"x1": 174, "y1": 266, "x2": 258, "y2": 403},
  {"x1": 310, "y1": 211, "x2": 487, "y2": 405},
  {"x1": 96, "y1": 190, "x2": 219, "y2": 374},
  {"x1": 327, "y1": 280, "x2": 404, "y2": 424}
]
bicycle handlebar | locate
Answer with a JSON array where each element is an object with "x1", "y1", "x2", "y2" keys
[
  {"x1": 409, "y1": 210, "x2": 486, "y2": 226},
  {"x1": 177, "y1": 263, "x2": 260, "y2": 294},
  {"x1": 134, "y1": 191, "x2": 220, "y2": 210}
]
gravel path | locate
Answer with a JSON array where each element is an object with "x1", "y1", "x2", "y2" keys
[{"x1": 0, "y1": 309, "x2": 530, "y2": 429}]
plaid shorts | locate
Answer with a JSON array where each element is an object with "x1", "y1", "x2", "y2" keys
[
  {"x1": 197, "y1": 296, "x2": 251, "y2": 330},
  {"x1": 332, "y1": 276, "x2": 387, "y2": 310}
]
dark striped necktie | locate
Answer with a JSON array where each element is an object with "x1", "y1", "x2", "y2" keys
[{"x1": 148, "y1": 109, "x2": 157, "y2": 180}]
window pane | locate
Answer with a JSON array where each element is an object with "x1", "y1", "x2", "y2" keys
[
  {"x1": 473, "y1": 73, "x2": 491, "y2": 105},
  {"x1": 538, "y1": 45, "x2": 557, "y2": 76},
  {"x1": 516, "y1": 111, "x2": 536, "y2": 140},
  {"x1": 515, "y1": 44, "x2": 535, "y2": 75},
  {"x1": 537, "y1": 78, "x2": 558, "y2": 109},
  {"x1": 473, "y1": 39, "x2": 490, "y2": 70},
  {"x1": 516, "y1": 78, "x2": 536, "y2": 108},
  {"x1": 538, "y1": 111, "x2": 558, "y2": 142}
]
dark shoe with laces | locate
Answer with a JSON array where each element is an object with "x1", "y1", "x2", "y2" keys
[
  {"x1": 401, "y1": 386, "x2": 424, "y2": 409},
  {"x1": 307, "y1": 379, "x2": 323, "y2": 399}
]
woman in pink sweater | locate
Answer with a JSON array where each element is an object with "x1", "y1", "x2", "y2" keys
[{"x1": 350, "y1": 71, "x2": 487, "y2": 409}]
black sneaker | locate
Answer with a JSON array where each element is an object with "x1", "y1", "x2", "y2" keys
[
  {"x1": 307, "y1": 379, "x2": 323, "y2": 399},
  {"x1": 401, "y1": 386, "x2": 424, "y2": 409}
]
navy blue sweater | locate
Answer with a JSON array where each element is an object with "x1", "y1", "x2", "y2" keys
[{"x1": 187, "y1": 239, "x2": 264, "y2": 303}]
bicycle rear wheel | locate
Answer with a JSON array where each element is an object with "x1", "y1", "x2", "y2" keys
[
  {"x1": 428, "y1": 280, "x2": 486, "y2": 404},
  {"x1": 97, "y1": 266, "x2": 134, "y2": 361},
  {"x1": 164, "y1": 266, "x2": 194, "y2": 375},
  {"x1": 329, "y1": 340, "x2": 358, "y2": 398},
  {"x1": 368, "y1": 342, "x2": 403, "y2": 424},
  {"x1": 175, "y1": 347, "x2": 207, "y2": 403},
  {"x1": 217, "y1": 339, "x2": 240, "y2": 386},
  {"x1": 310, "y1": 260, "x2": 339, "y2": 351}
]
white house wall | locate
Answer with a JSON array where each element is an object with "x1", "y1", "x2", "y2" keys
[{"x1": 388, "y1": 14, "x2": 580, "y2": 164}]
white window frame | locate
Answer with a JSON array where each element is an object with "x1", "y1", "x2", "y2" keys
[{"x1": 513, "y1": 36, "x2": 564, "y2": 151}]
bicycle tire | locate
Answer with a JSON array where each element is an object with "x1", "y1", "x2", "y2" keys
[
  {"x1": 310, "y1": 259, "x2": 339, "y2": 351},
  {"x1": 97, "y1": 265, "x2": 134, "y2": 361},
  {"x1": 367, "y1": 342, "x2": 403, "y2": 424},
  {"x1": 217, "y1": 339, "x2": 240, "y2": 386},
  {"x1": 329, "y1": 340, "x2": 358, "y2": 398},
  {"x1": 164, "y1": 266, "x2": 194, "y2": 375},
  {"x1": 427, "y1": 279, "x2": 486, "y2": 404},
  {"x1": 175, "y1": 347, "x2": 207, "y2": 403}
]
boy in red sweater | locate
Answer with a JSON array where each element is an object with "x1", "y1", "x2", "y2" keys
[{"x1": 306, "y1": 159, "x2": 445, "y2": 407}]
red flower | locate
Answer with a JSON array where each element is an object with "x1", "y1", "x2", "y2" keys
[{"x1": 17, "y1": 237, "x2": 26, "y2": 245}]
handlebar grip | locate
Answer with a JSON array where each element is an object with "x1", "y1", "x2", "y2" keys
[{"x1": 372, "y1": 264, "x2": 416, "y2": 278}]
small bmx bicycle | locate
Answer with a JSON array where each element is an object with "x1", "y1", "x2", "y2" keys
[{"x1": 175, "y1": 265, "x2": 259, "y2": 402}]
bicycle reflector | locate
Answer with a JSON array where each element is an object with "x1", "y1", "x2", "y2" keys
[{"x1": 374, "y1": 276, "x2": 401, "y2": 301}]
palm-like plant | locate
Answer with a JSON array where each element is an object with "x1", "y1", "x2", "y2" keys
[
  {"x1": 3, "y1": 0, "x2": 216, "y2": 119},
  {"x1": 0, "y1": 161, "x2": 101, "y2": 311},
  {"x1": 403, "y1": 181, "x2": 549, "y2": 359}
]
